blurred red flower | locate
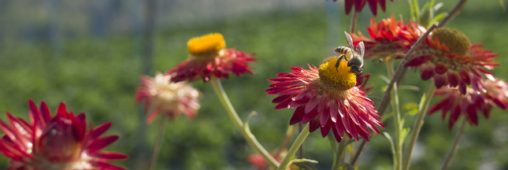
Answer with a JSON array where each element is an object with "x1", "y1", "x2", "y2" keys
[
  {"x1": 136, "y1": 73, "x2": 200, "y2": 123},
  {"x1": 167, "y1": 33, "x2": 254, "y2": 82},
  {"x1": 0, "y1": 100, "x2": 127, "y2": 170},
  {"x1": 337, "y1": 0, "x2": 394, "y2": 15},
  {"x1": 430, "y1": 76, "x2": 508, "y2": 128}
]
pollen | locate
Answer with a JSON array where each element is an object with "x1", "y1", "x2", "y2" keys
[
  {"x1": 187, "y1": 33, "x2": 226, "y2": 56},
  {"x1": 431, "y1": 28, "x2": 471, "y2": 55},
  {"x1": 318, "y1": 57, "x2": 357, "y2": 92}
]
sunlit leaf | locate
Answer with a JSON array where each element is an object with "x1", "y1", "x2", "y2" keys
[{"x1": 289, "y1": 158, "x2": 319, "y2": 170}]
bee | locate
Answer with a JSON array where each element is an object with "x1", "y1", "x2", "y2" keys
[{"x1": 334, "y1": 32, "x2": 365, "y2": 75}]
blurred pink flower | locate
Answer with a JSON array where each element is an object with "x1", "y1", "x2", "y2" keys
[{"x1": 136, "y1": 73, "x2": 200, "y2": 123}]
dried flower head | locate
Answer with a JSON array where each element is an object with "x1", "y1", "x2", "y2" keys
[
  {"x1": 168, "y1": 33, "x2": 254, "y2": 82},
  {"x1": 335, "y1": 0, "x2": 394, "y2": 15},
  {"x1": 405, "y1": 28, "x2": 498, "y2": 91},
  {"x1": 0, "y1": 100, "x2": 127, "y2": 170},
  {"x1": 267, "y1": 57, "x2": 382, "y2": 142},
  {"x1": 136, "y1": 73, "x2": 200, "y2": 123}
]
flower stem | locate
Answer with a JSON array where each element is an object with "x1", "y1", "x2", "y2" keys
[
  {"x1": 386, "y1": 60, "x2": 403, "y2": 170},
  {"x1": 350, "y1": 139, "x2": 366, "y2": 165},
  {"x1": 350, "y1": 11, "x2": 359, "y2": 32},
  {"x1": 210, "y1": 78, "x2": 279, "y2": 167},
  {"x1": 332, "y1": 138, "x2": 350, "y2": 170},
  {"x1": 278, "y1": 124, "x2": 310, "y2": 170},
  {"x1": 148, "y1": 119, "x2": 168, "y2": 170},
  {"x1": 403, "y1": 85, "x2": 435, "y2": 170},
  {"x1": 441, "y1": 120, "x2": 467, "y2": 170}
]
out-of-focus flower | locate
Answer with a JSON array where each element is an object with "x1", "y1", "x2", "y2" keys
[
  {"x1": 336, "y1": 0, "x2": 394, "y2": 15},
  {"x1": 266, "y1": 57, "x2": 383, "y2": 142},
  {"x1": 405, "y1": 28, "x2": 498, "y2": 91},
  {"x1": 136, "y1": 73, "x2": 200, "y2": 123},
  {"x1": 0, "y1": 100, "x2": 127, "y2": 170},
  {"x1": 429, "y1": 76, "x2": 508, "y2": 128},
  {"x1": 167, "y1": 33, "x2": 254, "y2": 82},
  {"x1": 248, "y1": 152, "x2": 283, "y2": 170},
  {"x1": 350, "y1": 17, "x2": 425, "y2": 60}
]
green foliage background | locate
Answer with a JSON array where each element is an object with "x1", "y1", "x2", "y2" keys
[{"x1": 0, "y1": 1, "x2": 507, "y2": 169}]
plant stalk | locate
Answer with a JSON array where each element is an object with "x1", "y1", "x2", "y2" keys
[
  {"x1": 441, "y1": 120, "x2": 467, "y2": 170},
  {"x1": 403, "y1": 85, "x2": 435, "y2": 170},
  {"x1": 210, "y1": 78, "x2": 279, "y2": 167},
  {"x1": 148, "y1": 119, "x2": 168, "y2": 170},
  {"x1": 278, "y1": 124, "x2": 310, "y2": 170}
]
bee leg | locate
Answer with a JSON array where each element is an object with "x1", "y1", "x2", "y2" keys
[{"x1": 335, "y1": 55, "x2": 345, "y2": 69}]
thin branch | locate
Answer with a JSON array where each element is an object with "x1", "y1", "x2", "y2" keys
[
  {"x1": 441, "y1": 120, "x2": 467, "y2": 170},
  {"x1": 350, "y1": 11, "x2": 359, "y2": 32},
  {"x1": 349, "y1": 0, "x2": 468, "y2": 166}
]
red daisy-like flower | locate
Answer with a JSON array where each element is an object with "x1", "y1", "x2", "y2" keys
[
  {"x1": 429, "y1": 76, "x2": 508, "y2": 128},
  {"x1": 336, "y1": 0, "x2": 394, "y2": 15},
  {"x1": 405, "y1": 28, "x2": 498, "y2": 92},
  {"x1": 167, "y1": 33, "x2": 254, "y2": 82},
  {"x1": 350, "y1": 17, "x2": 425, "y2": 60},
  {"x1": 266, "y1": 57, "x2": 383, "y2": 141},
  {"x1": 0, "y1": 100, "x2": 127, "y2": 170},
  {"x1": 136, "y1": 73, "x2": 200, "y2": 123}
]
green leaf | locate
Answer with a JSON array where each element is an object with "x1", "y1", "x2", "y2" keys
[
  {"x1": 289, "y1": 158, "x2": 319, "y2": 170},
  {"x1": 430, "y1": 12, "x2": 447, "y2": 26},
  {"x1": 403, "y1": 102, "x2": 419, "y2": 116}
]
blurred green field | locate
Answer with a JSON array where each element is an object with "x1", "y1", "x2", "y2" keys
[{"x1": 0, "y1": 1, "x2": 507, "y2": 169}]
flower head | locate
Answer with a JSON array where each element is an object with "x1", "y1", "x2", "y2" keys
[
  {"x1": 136, "y1": 73, "x2": 200, "y2": 123},
  {"x1": 350, "y1": 17, "x2": 424, "y2": 60},
  {"x1": 0, "y1": 100, "x2": 127, "y2": 170},
  {"x1": 405, "y1": 28, "x2": 498, "y2": 91},
  {"x1": 167, "y1": 33, "x2": 254, "y2": 82},
  {"x1": 336, "y1": 0, "x2": 394, "y2": 15},
  {"x1": 429, "y1": 76, "x2": 508, "y2": 128},
  {"x1": 266, "y1": 57, "x2": 383, "y2": 141}
]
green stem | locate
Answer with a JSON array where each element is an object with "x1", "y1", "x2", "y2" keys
[
  {"x1": 210, "y1": 78, "x2": 279, "y2": 167},
  {"x1": 333, "y1": 138, "x2": 350, "y2": 170},
  {"x1": 278, "y1": 124, "x2": 310, "y2": 170},
  {"x1": 403, "y1": 85, "x2": 435, "y2": 170},
  {"x1": 148, "y1": 119, "x2": 168, "y2": 170},
  {"x1": 441, "y1": 120, "x2": 467, "y2": 170},
  {"x1": 386, "y1": 60, "x2": 403, "y2": 170},
  {"x1": 329, "y1": 137, "x2": 339, "y2": 170}
]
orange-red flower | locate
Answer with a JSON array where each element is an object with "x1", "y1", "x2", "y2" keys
[
  {"x1": 405, "y1": 28, "x2": 498, "y2": 92},
  {"x1": 337, "y1": 0, "x2": 394, "y2": 15},
  {"x1": 0, "y1": 100, "x2": 127, "y2": 170},
  {"x1": 167, "y1": 33, "x2": 254, "y2": 82},
  {"x1": 430, "y1": 76, "x2": 508, "y2": 128},
  {"x1": 136, "y1": 73, "x2": 200, "y2": 123},
  {"x1": 350, "y1": 17, "x2": 424, "y2": 60},
  {"x1": 267, "y1": 57, "x2": 382, "y2": 141}
]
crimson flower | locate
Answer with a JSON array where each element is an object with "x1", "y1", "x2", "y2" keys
[
  {"x1": 405, "y1": 28, "x2": 498, "y2": 91},
  {"x1": 167, "y1": 33, "x2": 254, "y2": 82},
  {"x1": 429, "y1": 76, "x2": 508, "y2": 128},
  {"x1": 336, "y1": 0, "x2": 394, "y2": 15},
  {"x1": 350, "y1": 17, "x2": 425, "y2": 60},
  {"x1": 267, "y1": 57, "x2": 383, "y2": 141},
  {"x1": 136, "y1": 73, "x2": 200, "y2": 123},
  {"x1": 0, "y1": 100, "x2": 127, "y2": 170}
]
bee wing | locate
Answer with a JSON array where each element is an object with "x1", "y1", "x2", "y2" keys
[
  {"x1": 344, "y1": 31, "x2": 354, "y2": 49},
  {"x1": 358, "y1": 41, "x2": 365, "y2": 60}
]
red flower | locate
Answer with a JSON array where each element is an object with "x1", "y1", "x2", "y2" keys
[
  {"x1": 430, "y1": 76, "x2": 508, "y2": 128},
  {"x1": 136, "y1": 73, "x2": 200, "y2": 123},
  {"x1": 267, "y1": 57, "x2": 383, "y2": 141},
  {"x1": 350, "y1": 17, "x2": 425, "y2": 60},
  {"x1": 337, "y1": 0, "x2": 394, "y2": 15},
  {"x1": 0, "y1": 100, "x2": 127, "y2": 170},
  {"x1": 167, "y1": 33, "x2": 254, "y2": 82},
  {"x1": 405, "y1": 28, "x2": 498, "y2": 92}
]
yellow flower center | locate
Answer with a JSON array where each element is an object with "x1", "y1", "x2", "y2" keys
[
  {"x1": 431, "y1": 28, "x2": 471, "y2": 55},
  {"x1": 318, "y1": 57, "x2": 357, "y2": 91},
  {"x1": 187, "y1": 33, "x2": 226, "y2": 56}
]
